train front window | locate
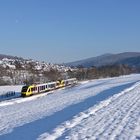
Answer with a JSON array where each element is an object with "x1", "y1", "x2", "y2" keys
[{"x1": 21, "y1": 86, "x2": 29, "y2": 92}]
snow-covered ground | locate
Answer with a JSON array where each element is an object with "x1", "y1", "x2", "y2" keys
[{"x1": 0, "y1": 74, "x2": 140, "y2": 140}]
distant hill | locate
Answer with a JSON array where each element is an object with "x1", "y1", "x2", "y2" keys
[
  {"x1": 0, "y1": 54, "x2": 21, "y2": 60},
  {"x1": 66, "y1": 52, "x2": 140, "y2": 68}
]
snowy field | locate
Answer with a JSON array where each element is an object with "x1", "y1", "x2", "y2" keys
[{"x1": 0, "y1": 74, "x2": 140, "y2": 140}]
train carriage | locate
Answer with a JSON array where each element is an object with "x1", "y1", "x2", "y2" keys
[{"x1": 21, "y1": 78, "x2": 77, "y2": 97}]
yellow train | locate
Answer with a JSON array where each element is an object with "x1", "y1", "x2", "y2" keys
[{"x1": 21, "y1": 78, "x2": 77, "y2": 97}]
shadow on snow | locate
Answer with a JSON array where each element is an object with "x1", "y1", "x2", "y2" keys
[{"x1": 0, "y1": 82, "x2": 137, "y2": 140}]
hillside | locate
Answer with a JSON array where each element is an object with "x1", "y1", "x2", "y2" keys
[
  {"x1": 0, "y1": 52, "x2": 140, "y2": 85},
  {"x1": 66, "y1": 52, "x2": 140, "y2": 68},
  {"x1": 0, "y1": 54, "x2": 74, "y2": 85},
  {"x1": 0, "y1": 54, "x2": 22, "y2": 60}
]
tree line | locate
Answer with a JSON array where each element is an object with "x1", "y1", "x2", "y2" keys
[
  {"x1": 67, "y1": 64, "x2": 138, "y2": 80},
  {"x1": 0, "y1": 63, "x2": 139, "y2": 85}
]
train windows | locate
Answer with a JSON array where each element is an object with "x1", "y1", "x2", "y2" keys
[
  {"x1": 48, "y1": 84, "x2": 55, "y2": 88},
  {"x1": 56, "y1": 82, "x2": 60, "y2": 86},
  {"x1": 49, "y1": 84, "x2": 51, "y2": 88},
  {"x1": 66, "y1": 81, "x2": 69, "y2": 85},
  {"x1": 31, "y1": 87, "x2": 37, "y2": 92},
  {"x1": 40, "y1": 86, "x2": 45, "y2": 90},
  {"x1": 31, "y1": 88, "x2": 34, "y2": 92}
]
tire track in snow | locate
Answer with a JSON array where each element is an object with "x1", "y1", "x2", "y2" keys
[
  {"x1": 97, "y1": 90, "x2": 140, "y2": 139},
  {"x1": 37, "y1": 82, "x2": 140, "y2": 140},
  {"x1": 67, "y1": 83, "x2": 140, "y2": 140},
  {"x1": 65, "y1": 83, "x2": 140, "y2": 140},
  {"x1": 110, "y1": 96, "x2": 140, "y2": 140}
]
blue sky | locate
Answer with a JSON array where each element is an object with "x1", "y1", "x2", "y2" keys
[{"x1": 0, "y1": 0, "x2": 140, "y2": 63}]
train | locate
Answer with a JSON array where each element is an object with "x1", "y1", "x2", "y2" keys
[{"x1": 21, "y1": 78, "x2": 77, "y2": 97}]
